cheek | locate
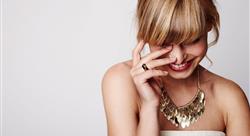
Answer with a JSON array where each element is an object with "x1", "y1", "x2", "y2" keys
[{"x1": 187, "y1": 43, "x2": 207, "y2": 57}]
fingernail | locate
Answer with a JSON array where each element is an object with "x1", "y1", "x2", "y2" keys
[
  {"x1": 165, "y1": 46, "x2": 172, "y2": 50},
  {"x1": 162, "y1": 45, "x2": 171, "y2": 50},
  {"x1": 166, "y1": 45, "x2": 172, "y2": 49}
]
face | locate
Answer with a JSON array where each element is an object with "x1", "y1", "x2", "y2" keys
[{"x1": 149, "y1": 34, "x2": 208, "y2": 79}]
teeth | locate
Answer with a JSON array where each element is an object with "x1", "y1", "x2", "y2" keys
[{"x1": 170, "y1": 62, "x2": 187, "y2": 69}]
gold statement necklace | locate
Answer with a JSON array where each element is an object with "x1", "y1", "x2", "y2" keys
[{"x1": 159, "y1": 69, "x2": 205, "y2": 128}]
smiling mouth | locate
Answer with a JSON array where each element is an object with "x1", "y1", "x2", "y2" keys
[{"x1": 169, "y1": 60, "x2": 193, "y2": 72}]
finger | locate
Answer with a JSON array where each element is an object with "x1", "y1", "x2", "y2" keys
[
  {"x1": 134, "y1": 69, "x2": 168, "y2": 84},
  {"x1": 137, "y1": 46, "x2": 173, "y2": 67},
  {"x1": 132, "y1": 40, "x2": 145, "y2": 66},
  {"x1": 131, "y1": 57, "x2": 176, "y2": 76},
  {"x1": 135, "y1": 56, "x2": 176, "y2": 70}
]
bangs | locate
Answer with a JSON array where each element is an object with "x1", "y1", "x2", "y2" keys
[
  {"x1": 162, "y1": 0, "x2": 207, "y2": 45},
  {"x1": 137, "y1": 0, "x2": 208, "y2": 46}
]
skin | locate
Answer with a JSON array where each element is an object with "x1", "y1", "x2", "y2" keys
[{"x1": 101, "y1": 33, "x2": 250, "y2": 136}]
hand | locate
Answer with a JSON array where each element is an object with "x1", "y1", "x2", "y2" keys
[{"x1": 130, "y1": 40, "x2": 176, "y2": 107}]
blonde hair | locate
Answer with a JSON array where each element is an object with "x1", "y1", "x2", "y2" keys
[{"x1": 136, "y1": 0, "x2": 220, "y2": 47}]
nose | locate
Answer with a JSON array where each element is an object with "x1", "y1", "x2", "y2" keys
[{"x1": 169, "y1": 44, "x2": 187, "y2": 64}]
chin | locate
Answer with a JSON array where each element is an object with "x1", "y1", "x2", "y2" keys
[{"x1": 167, "y1": 70, "x2": 194, "y2": 79}]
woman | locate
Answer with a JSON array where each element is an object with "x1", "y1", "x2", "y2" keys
[{"x1": 102, "y1": 0, "x2": 250, "y2": 136}]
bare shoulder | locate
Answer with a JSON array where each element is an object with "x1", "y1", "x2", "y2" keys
[
  {"x1": 204, "y1": 69, "x2": 250, "y2": 135},
  {"x1": 102, "y1": 60, "x2": 133, "y2": 78},
  {"x1": 102, "y1": 60, "x2": 134, "y2": 93},
  {"x1": 208, "y1": 71, "x2": 249, "y2": 108},
  {"x1": 101, "y1": 59, "x2": 138, "y2": 111},
  {"x1": 205, "y1": 70, "x2": 249, "y2": 110},
  {"x1": 101, "y1": 60, "x2": 140, "y2": 135}
]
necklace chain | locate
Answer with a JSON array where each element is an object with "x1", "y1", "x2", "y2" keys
[{"x1": 159, "y1": 68, "x2": 206, "y2": 128}]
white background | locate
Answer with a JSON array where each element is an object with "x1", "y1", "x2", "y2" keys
[{"x1": 0, "y1": 0, "x2": 249, "y2": 136}]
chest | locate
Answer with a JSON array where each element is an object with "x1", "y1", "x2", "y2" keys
[{"x1": 159, "y1": 90, "x2": 226, "y2": 131}]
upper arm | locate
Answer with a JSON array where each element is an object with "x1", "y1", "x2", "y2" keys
[
  {"x1": 101, "y1": 63, "x2": 140, "y2": 136},
  {"x1": 221, "y1": 81, "x2": 250, "y2": 136}
]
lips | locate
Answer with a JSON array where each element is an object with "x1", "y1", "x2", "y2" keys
[{"x1": 169, "y1": 60, "x2": 193, "y2": 72}]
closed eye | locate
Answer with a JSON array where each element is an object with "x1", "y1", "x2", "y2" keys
[
  {"x1": 192, "y1": 37, "x2": 201, "y2": 44},
  {"x1": 183, "y1": 37, "x2": 201, "y2": 46}
]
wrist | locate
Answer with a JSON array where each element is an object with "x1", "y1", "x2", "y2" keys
[
  {"x1": 139, "y1": 102, "x2": 160, "y2": 123},
  {"x1": 140, "y1": 102, "x2": 160, "y2": 112},
  {"x1": 141, "y1": 99, "x2": 160, "y2": 109}
]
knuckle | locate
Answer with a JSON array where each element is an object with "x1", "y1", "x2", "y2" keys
[
  {"x1": 153, "y1": 70, "x2": 160, "y2": 75},
  {"x1": 155, "y1": 59, "x2": 164, "y2": 64},
  {"x1": 155, "y1": 70, "x2": 163, "y2": 75},
  {"x1": 148, "y1": 70, "x2": 154, "y2": 75}
]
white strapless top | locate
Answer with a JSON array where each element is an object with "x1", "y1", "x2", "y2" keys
[{"x1": 160, "y1": 131, "x2": 226, "y2": 136}]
